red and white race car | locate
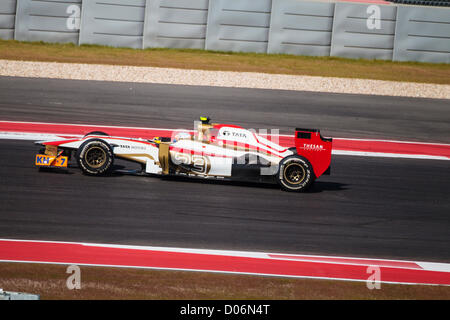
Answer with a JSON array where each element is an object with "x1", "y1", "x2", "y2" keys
[{"x1": 35, "y1": 117, "x2": 332, "y2": 192}]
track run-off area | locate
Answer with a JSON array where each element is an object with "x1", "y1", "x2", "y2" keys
[{"x1": 0, "y1": 76, "x2": 449, "y2": 285}]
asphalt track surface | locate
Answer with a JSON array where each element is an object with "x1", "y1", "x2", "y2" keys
[{"x1": 0, "y1": 76, "x2": 449, "y2": 262}]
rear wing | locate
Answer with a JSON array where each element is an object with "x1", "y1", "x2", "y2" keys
[{"x1": 295, "y1": 128, "x2": 332, "y2": 178}]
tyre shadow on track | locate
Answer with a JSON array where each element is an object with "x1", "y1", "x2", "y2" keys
[{"x1": 306, "y1": 181, "x2": 349, "y2": 193}]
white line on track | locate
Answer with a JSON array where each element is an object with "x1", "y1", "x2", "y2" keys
[
  {"x1": 1, "y1": 238, "x2": 449, "y2": 285},
  {"x1": 2, "y1": 120, "x2": 450, "y2": 147},
  {"x1": 2, "y1": 238, "x2": 450, "y2": 272}
]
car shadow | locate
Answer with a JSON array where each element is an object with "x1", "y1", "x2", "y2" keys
[
  {"x1": 68, "y1": 162, "x2": 349, "y2": 193},
  {"x1": 160, "y1": 175, "x2": 348, "y2": 193},
  {"x1": 38, "y1": 167, "x2": 74, "y2": 175},
  {"x1": 159, "y1": 174, "x2": 277, "y2": 189}
]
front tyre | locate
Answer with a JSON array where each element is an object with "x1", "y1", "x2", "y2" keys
[
  {"x1": 76, "y1": 139, "x2": 114, "y2": 176},
  {"x1": 277, "y1": 155, "x2": 315, "y2": 192}
]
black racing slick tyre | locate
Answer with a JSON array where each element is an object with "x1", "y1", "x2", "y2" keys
[
  {"x1": 76, "y1": 139, "x2": 114, "y2": 176},
  {"x1": 277, "y1": 155, "x2": 315, "y2": 192}
]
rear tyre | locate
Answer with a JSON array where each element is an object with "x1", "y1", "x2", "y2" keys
[
  {"x1": 76, "y1": 139, "x2": 114, "y2": 176},
  {"x1": 277, "y1": 155, "x2": 315, "y2": 192}
]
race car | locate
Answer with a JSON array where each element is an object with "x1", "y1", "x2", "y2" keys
[{"x1": 34, "y1": 117, "x2": 332, "y2": 192}]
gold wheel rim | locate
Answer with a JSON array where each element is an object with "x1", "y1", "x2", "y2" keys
[
  {"x1": 85, "y1": 147, "x2": 106, "y2": 168},
  {"x1": 284, "y1": 162, "x2": 306, "y2": 185}
]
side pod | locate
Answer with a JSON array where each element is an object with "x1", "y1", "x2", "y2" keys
[{"x1": 294, "y1": 128, "x2": 332, "y2": 178}]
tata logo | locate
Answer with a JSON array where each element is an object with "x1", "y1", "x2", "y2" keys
[
  {"x1": 302, "y1": 144, "x2": 324, "y2": 151},
  {"x1": 222, "y1": 130, "x2": 247, "y2": 139}
]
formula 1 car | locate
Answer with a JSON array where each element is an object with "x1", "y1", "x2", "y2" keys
[{"x1": 34, "y1": 117, "x2": 332, "y2": 192}]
